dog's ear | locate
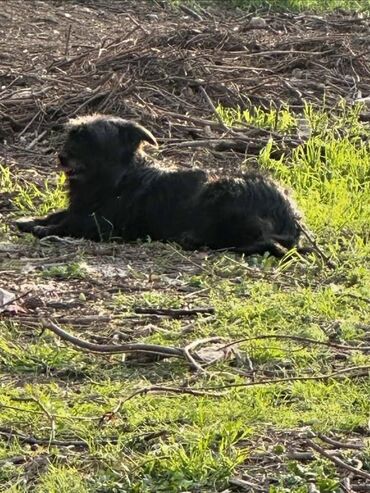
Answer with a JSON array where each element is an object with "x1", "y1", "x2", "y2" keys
[
  {"x1": 64, "y1": 120, "x2": 89, "y2": 142},
  {"x1": 118, "y1": 121, "x2": 158, "y2": 151}
]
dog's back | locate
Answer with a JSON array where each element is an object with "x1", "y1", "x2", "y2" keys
[
  {"x1": 114, "y1": 165, "x2": 208, "y2": 242},
  {"x1": 188, "y1": 172, "x2": 301, "y2": 255}
]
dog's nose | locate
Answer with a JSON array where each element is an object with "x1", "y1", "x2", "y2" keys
[{"x1": 58, "y1": 153, "x2": 68, "y2": 167}]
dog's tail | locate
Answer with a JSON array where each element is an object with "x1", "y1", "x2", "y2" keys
[
  {"x1": 231, "y1": 215, "x2": 314, "y2": 258},
  {"x1": 232, "y1": 237, "x2": 313, "y2": 258}
]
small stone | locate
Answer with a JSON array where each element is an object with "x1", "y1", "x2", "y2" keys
[
  {"x1": 249, "y1": 17, "x2": 267, "y2": 29},
  {"x1": 356, "y1": 96, "x2": 370, "y2": 108}
]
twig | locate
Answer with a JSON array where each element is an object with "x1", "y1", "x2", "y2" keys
[
  {"x1": 110, "y1": 385, "x2": 225, "y2": 415},
  {"x1": 166, "y1": 138, "x2": 232, "y2": 148},
  {"x1": 227, "y1": 49, "x2": 334, "y2": 57},
  {"x1": 54, "y1": 315, "x2": 111, "y2": 325},
  {"x1": 182, "y1": 345, "x2": 206, "y2": 373},
  {"x1": 351, "y1": 485, "x2": 370, "y2": 492},
  {"x1": 133, "y1": 306, "x2": 215, "y2": 317},
  {"x1": 317, "y1": 433, "x2": 364, "y2": 450},
  {"x1": 42, "y1": 320, "x2": 216, "y2": 372},
  {"x1": 307, "y1": 439, "x2": 370, "y2": 481},
  {"x1": 27, "y1": 396, "x2": 56, "y2": 445},
  {"x1": 0, "y1": 403, "x2": 96, "y2": 421},
  {"x1": 0, "y1": 427, "x2": 117, "y2": 447},
  {"x1": 0, "y1": 289, "x2": 32, "y2": 313},
  {"x1": 18, "y1": 110, "x2": 42, "y2": 137},
  {"x1": 219, "y1": 334, "x2": 370, "y2": 353},
  {"x1": 127, "y1": 14, "x2": 150, "y2": 35},
  {"x1": 341, "y1": 293, "x2": 370, "y2": 304},
  {"x1": 179, "y1": 4, "x2": 203, "y2": 21},
  {"x1": 0, "y1": 425, "x2": 166, "y2": 449},
  {"x1": 199, "y1": 85, "x2": 231, "y2": 133},
  {"x1": 166, "y1": 138, "x2": 265, "y2": 151},
  {"x1": 182, "y1": 337, "x2": 224, "y2": 373},
  {"x1": 229, "y1": 477, "x2": 265, "y2": 491},
  {"x1": 184, "y1": 337, "x2": 225, "y2": 352},
  {"x1": 197, "y1": 365, "x2": 370, "y2": 391},
  {"x1": 65, "y1": 24, "x2": 72, "y2": 57},
  {"x1": 341, "y1": 477, "x2": 354, "y2": 493},
  {"x1": 297, "y1": 222, "x2": 336, "y2": 268},
  {"x1": 26, "y1": 130, "x2": 47, "y2": 150},
  {"x1": 0, "y1": 76, "x2": 23, "y2": 98},
  {"x1": 42, "y1": 319, "x2": 184, "y2": 358}
]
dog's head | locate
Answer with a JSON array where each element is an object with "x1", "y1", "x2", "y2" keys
[{"x1": 58, "y1": 114, "x2": 157, "y2": 182}]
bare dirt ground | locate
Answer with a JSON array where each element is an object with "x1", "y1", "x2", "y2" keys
[{"x1": 1, "y1": 1, "x2": 370, "y2": 491}]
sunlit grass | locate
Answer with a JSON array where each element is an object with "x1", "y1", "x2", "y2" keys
[
  {"x1": 232, "y1": 0, "x2": 365, "y2": 11},
  {"x1": 0, "y1": 165, "x2": 67, "y2": 217},
  {"x1": 175, "y1": 0, "x2": 368, "y2": 13},
  {"x1": 216, "y1": 105, "x2": 297, "y2": 133}
]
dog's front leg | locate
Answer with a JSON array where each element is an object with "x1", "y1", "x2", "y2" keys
[
  {"x1": 31, "y1": 212, "x2": 115, "y2": 241},
  {"x1": 16, "y1": 210, "x2": 69, "y2": 233}
]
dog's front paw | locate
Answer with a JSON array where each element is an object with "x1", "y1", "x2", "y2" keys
[
  {"x1": 32, "y1": 225, "x2": 53, "y2": 238},
  {"x1": 15, "y1": 217, "x2": 37, "y2": 233}
]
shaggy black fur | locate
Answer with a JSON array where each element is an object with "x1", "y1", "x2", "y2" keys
[{"x1": 16, "y1": 114, "x2": 306, "y2": 257}]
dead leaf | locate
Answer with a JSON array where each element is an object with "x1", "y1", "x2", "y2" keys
[{"x1": 0, "y1": 287, "x2": 27, "y2": 314}]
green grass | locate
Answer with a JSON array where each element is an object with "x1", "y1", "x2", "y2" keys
[
  {"x1": 41, "y1": 262, "x2": 88, "y2": 280},
  {"x1": 174, "y1": 0, "x2": 368, "y2": 13},
  {"x1": 0, "y1": 165, "x2": 67, "y2": 218},
  {"x1": 1, "y1": 103, "x2": 370, "y2": 491},
  {"x1": 225, "y1": 0, "x2": 365, "y2": 11}
]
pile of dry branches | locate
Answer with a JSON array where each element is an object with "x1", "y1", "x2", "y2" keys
[{"x1": 1, "y1": 0, "x2": 369, "y2": 170}]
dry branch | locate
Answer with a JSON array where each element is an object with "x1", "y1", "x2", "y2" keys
[
  {"x1": 307, "y1": 439, "x2": 370, "y2": 481},
  {"x1": 220, "y1": 334, "x2": 370, "y2": 353},
  {"x1": 297, "y1": 222, "x2": 336, "y2": 269},
  {"x1": 111, "y1": 385, "x2": 225, "y2": 414},
  {"x1": 1, "y1": 2, "x2": 368, "y2": 169},
  {"x1": 42, "y1": 319, "x2": 184, "y2": 358},
  {"x1": 0, "y1": 427, "x2": 165, "y2": 448},
  {"x1": 42, "y1": 319, "x2": 217, "y2": 372},
  {"x1": 317, "y1": 433, "x2": 364, "y2": 450},
  {"x1": 133, "y1": 306, "x2": 215, "y2": 317},
  {"x1": 197, "y1": 365, "x2": 370, "y2": 391}
]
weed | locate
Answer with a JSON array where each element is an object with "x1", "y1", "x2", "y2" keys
[
  {"x1": 180, "y1": 0, "x2": 368, "y2": 13},
  {"x1": 41, "y1": 262, "x2": 88, "y2": 280}
]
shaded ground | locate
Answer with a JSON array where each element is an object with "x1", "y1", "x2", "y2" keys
[{"x1": 0, "y1": 1, "x2": 369, "y2": 492}]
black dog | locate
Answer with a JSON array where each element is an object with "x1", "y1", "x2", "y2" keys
[{"x1": 16, "y1": 114, "x2": 306, "y2": 257}]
